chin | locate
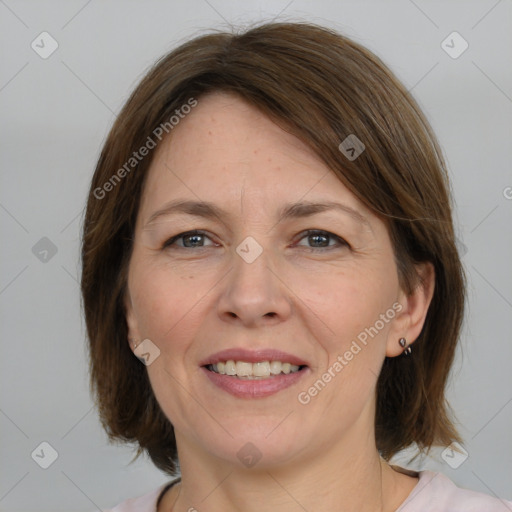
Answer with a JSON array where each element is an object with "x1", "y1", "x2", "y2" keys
[{"x1": 198, "y1": 419, "x2": 308, "y2": 470}]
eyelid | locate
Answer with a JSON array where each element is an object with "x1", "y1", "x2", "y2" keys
[
  {"x1": 161, "y1": 229, "x2": 350, "y2": 251},
  {"x1": 162, "y1": 229, "x2": 216, "y2": 249},
  {"x1": 294, "y1": 229, "x2": 350, "y2": 250}
]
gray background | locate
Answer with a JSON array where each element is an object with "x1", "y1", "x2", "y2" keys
[{"x1": 1, "y1": 1, "x2": 511, "y2": 510}]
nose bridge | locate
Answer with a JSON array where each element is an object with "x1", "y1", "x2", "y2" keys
[
  {"x1": 234, "y1": 235, "x2": 273, "y2": 288},
  {"x1": 217, "y1": 235, "x2": 291, "y2": 324}
]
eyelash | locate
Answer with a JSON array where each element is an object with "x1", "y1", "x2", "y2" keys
[{"x1": 162, "y1": 229, "x2": 349, "y2": 252}]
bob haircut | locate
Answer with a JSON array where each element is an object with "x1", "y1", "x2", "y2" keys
[{"x1": 81, "y1": 21, "x2": 465, "y2": 475}]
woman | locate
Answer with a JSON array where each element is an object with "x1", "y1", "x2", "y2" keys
[{"x1": 81, "y1": 22, "x2": 511, "y2": 511}]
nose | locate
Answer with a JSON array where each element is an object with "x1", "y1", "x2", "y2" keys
[{"x1": 216, "y1": 244, "x2": 292, "y2": 327}]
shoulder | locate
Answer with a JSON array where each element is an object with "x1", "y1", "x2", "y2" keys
[
  {"x1": 398, "y1": 470, "x2": 512, "y2": 511},
  {"x1": 104, "y1": 482, "x2": 175, "y2": 512}
]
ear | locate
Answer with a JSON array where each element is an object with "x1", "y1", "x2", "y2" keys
[
  {"x1": 124, "y1": 289, "x2": 142, "y2": 352},
  {"x1": 386, "y1": 262, "x2": 435, "y2": 357}
]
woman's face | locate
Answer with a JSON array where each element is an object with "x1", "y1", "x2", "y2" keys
[{"x1": 126, "y1": 92, "x2": 413, "y2": 469}]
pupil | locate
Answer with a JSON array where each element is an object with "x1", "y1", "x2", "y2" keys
[
  {"x1": 185, "y1": 234, "x2": 203, "y2": 247},
  {"x1": 310, "y1": 234, "x2": 328, "y2": 247}
]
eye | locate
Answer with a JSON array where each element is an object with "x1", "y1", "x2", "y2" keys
[
  {"x1": 162, "y1": 230, "x2": 216, "y2": 249},
  {"x1": 294, "y1": 230, "x2": 349, "y2": 251}
]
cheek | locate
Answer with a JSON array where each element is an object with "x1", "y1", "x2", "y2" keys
[
  {"x1": 295, "y1": 265, "x2": 397, "y2": 347},
  {"x1": 294, "y1": 268, "x2": 399, "y2": 413},
  {"x1": 130, "y1": 264, "x2": 212, "y2": 424},
  {"x1": 129, "y1": 260, "x2": 211, "y2": 347}
]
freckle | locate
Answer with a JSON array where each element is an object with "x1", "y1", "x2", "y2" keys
[
  {"x1": 267, "y1": 157, "x2": 272, "y2": 162},
  {"x1": 208, "y1": 130, "x2": 212, "y2": 135}
]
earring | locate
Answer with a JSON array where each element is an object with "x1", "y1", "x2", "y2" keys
[{"x1": 399, "y1": 337, "x2": 412, "y2": 355}]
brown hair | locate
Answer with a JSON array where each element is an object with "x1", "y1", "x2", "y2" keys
[{"x1": 81, "y1": 21, "x2": 465, "y2": 475}]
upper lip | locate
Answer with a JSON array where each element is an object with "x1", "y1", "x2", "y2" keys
[{"x1": 199, "y1": 348, "x2": 309, "y2": 367}]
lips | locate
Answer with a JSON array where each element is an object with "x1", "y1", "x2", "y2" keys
[
  {"x1": 200, "y1": 348, "x2": 310, "y2": 399},
  {"x1": 199, "y1": 348, "x2": 309, "y2": 367}
]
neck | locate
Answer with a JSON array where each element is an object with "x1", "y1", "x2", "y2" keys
[{"x1": 165, "y1": 426, "x2": 407, "y2": 512}]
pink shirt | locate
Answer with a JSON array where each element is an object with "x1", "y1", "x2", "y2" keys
[{"x1": 105, "y1": 470, "x2": 512, "y2": 511}]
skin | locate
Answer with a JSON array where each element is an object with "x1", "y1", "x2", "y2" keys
[{"x1": 125, "y1": 92, "x2": 435, "y2": 512}]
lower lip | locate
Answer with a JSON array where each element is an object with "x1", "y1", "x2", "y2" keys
[{"x1": 201, "y1": 367, "x2": 309, "y2": 398}]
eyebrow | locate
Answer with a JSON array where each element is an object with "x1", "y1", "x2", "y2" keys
[{"x1": 144, "y1": 199, "x2": 371, "y2": 229}]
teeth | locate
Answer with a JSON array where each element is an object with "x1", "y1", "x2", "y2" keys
[
  {"x1": 253, "y1": 361, "x2": 270, "y2": 377},
  {"x1": 224, "y1": 360, "x2": 236, "y2": 376},
  {"x1": 269, "y1": 361, "x2": 282, "y2": 375},
  {"x1": 235, "y1": 361, "x2": 252, "y2": 377},
  {"x1": 210, "y1": 360, "x2": 301, "y2": 378}
]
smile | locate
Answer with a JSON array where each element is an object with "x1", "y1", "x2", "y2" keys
[
  {"x1": 200, "y1": 348, "x2": 310, "y2": 398},
  {"x1": 206, "y1": 360, "x2": 304, "y2": 379}
]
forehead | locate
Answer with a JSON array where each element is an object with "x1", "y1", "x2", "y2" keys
[{"x1": 139, "y1": 92, "x2": 372, "y2": 220}]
